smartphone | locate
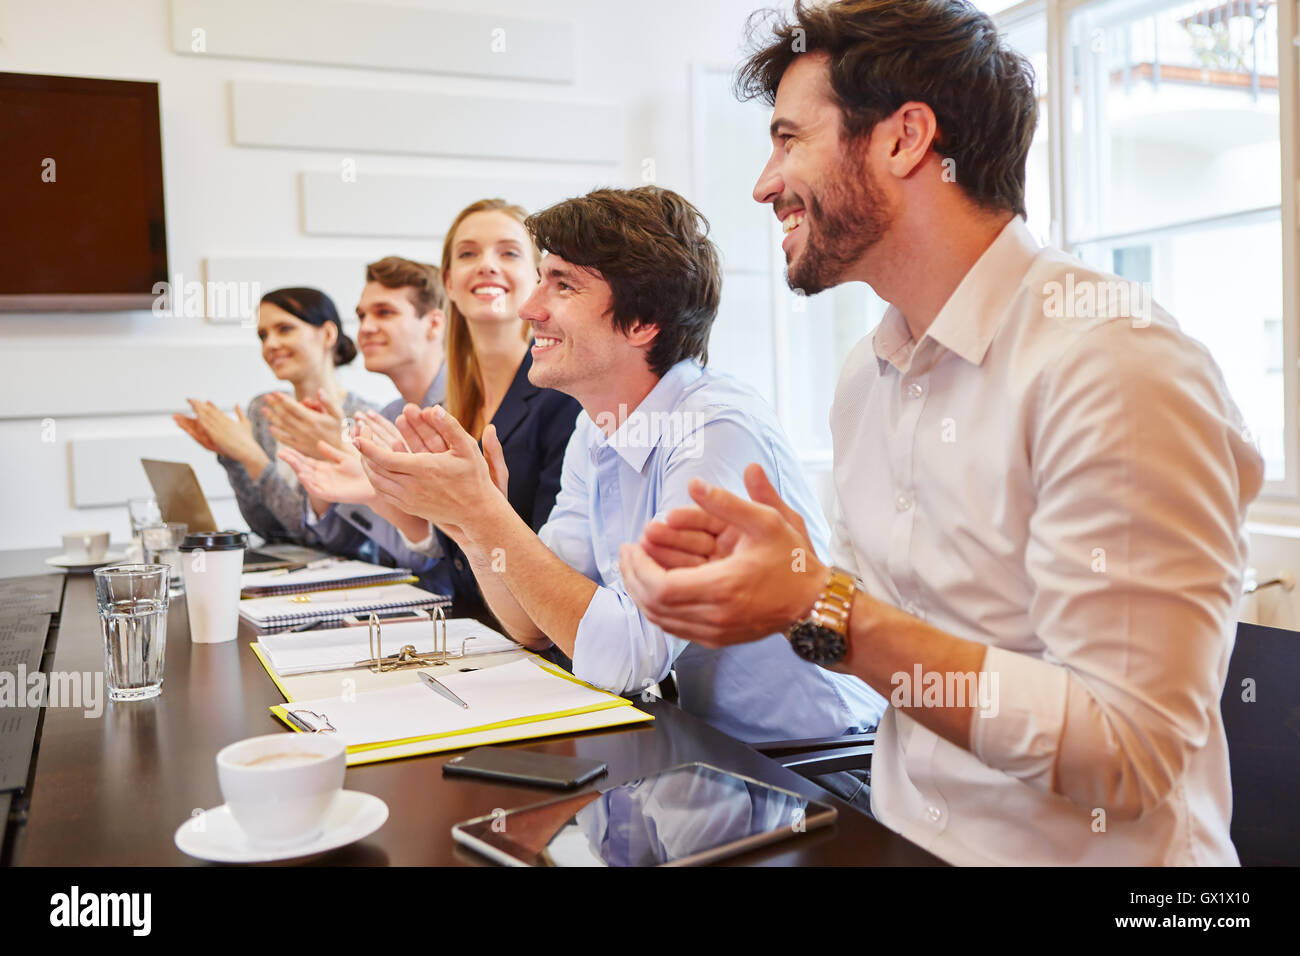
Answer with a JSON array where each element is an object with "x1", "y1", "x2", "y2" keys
[{"x1": 442, "y1": 746, "x2": 608, "y2": 790}]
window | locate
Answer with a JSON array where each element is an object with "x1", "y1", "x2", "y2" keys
[{"x1": 1065, "y1": 0, "x2": 1289, "y2": 485}]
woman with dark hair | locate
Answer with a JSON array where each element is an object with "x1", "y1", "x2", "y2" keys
[{"x1": 174, "y1": 287, "x2": 373, "y2": 545}]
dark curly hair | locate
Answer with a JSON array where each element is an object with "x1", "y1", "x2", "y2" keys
[
  {"x1": 734, "y1": 0, "x2": 1038, "y2": 217},
  {"x1": 525, "y1": 187, "x2": 721, "y2": 377}
]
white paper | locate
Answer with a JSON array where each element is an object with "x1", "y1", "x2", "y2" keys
[
  {"x1": 282, "y1": 659, "x2": 627, "y2": 747},
  {"x1": 260, "y1": 618, "x2": 519, "y2": 675},
  {"x1": 240, "y1": 559, "x2": 406, "y2": 590}
]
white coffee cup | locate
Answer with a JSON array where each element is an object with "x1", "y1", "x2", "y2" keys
[
  {"x1": 216, "y1": 733, "x2": 346, "y2": 847},
  {"x1": 63, "y1": 530, "x2": 110, "y2": 563},
  {"x1": 179, "y1": 531, "x2": 246, "y2": 644}
]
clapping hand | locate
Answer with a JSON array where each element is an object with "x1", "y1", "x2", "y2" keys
[
  {"x1": 278, "y1": 439, "x2": 376, "y2": 506},
  {"x1": 353, "y1": 405, "x2": 508, "y2": 539},
  {"x1": 618, "y1": 464, "x2": 826, "y2": 647},
  {"x1": 263, "y1": 389, "x2": 347, "y2": 458},
  {"x1": 176, "y1": 399, "x2": 263, "y2": 465}
]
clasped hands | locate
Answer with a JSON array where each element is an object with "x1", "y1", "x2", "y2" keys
[
  {"x1": 278, "y1": 404, "x2": 509, "y2": 544},
  {"x1": 618, "y1": 463, "x2": 829, "y2": 648}
]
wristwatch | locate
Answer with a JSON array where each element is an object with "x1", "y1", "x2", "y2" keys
[{"x1": 785, "y1": 567, "x2": 857, "y2": 667}]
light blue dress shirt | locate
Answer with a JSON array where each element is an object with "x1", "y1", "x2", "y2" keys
[{"x1": 539, "y1": 360, "x2": 887, "y2": 743}]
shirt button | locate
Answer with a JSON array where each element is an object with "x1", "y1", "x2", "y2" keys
[
  {"x1": 454, "y1": 558, "x2": 465, "y2": 571},
  {"x1": 907, "y1": 382, "x2": 925, "y2": 399},
  {"x1": 926, "y1": 805, "x2": 943, "y2": 823},
  {"x1": 895, "y1": 494, "x2": 913, "y2": 512}
]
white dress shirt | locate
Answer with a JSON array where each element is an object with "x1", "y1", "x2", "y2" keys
[{"x1": 832, "y1": 216, "x2": 1263, "y2": 865}]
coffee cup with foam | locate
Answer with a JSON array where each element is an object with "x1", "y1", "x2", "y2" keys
[{"x1": 215, "y1": 733, "x2": 346, "y2": 847}]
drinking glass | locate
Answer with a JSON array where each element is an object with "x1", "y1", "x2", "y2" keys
[
  {"x1": 142, "y1": 522, "x2": 188, "y2": 596},
  {"x1": 127, "y1": 497, "x2": 161, "y2": 540},
  {"x1": 94, "y1": 564, "x2": 169, "y2": 702}
]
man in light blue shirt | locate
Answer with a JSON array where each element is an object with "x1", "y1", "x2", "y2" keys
[
  {"x1": 350, "y1": 188, "x2": 885, "y2": 757},
  {"x1": 535, "y1": 358, "x2": 884, "y2": 742}
]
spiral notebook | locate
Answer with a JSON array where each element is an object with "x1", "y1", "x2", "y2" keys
[
  {"x1": 237, "y1": 582, "x2": 449, "y2": 628},
  {"x1": 240, "y1": 559, "x2": 416, "y2": 598}
]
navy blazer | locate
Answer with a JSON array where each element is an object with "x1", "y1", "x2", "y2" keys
[{"x1": 440, "y1": 350, "x2": 582, "y2": 608}]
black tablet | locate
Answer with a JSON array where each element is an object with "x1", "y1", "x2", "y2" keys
[{"x1": 451, "y1": 761, "x2": 837, "y2": 866}]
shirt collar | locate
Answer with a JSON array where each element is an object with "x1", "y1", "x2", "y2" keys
[
  {"x1": 589, "y1": 359, "x2": 703, "y2": 473},
  {"x1": 874, "y1": 216, "x2": 1042, "y2": 373}
]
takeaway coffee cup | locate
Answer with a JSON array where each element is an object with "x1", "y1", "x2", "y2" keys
[
  {"x1": 216, "y1": 733, "x2": 346, "y2": 847},
  {"x1": 179, "y1": 531, "x2": 247, "y2": 644}
]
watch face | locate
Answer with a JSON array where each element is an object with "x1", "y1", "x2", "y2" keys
[{"x1": 788, "y1": 621, "x2": 847, "y2": 667}]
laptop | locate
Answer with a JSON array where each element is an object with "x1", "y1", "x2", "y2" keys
[{"x1": 140, "y1": 459, "x2": 306, "y2": 570}]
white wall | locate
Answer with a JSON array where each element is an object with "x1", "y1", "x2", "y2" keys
[{"x1": 0, "y1": 0, "x2": 771, "y2": 549}]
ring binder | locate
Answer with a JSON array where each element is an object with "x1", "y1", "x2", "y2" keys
[{"x1": 355, "y1": 609, "x2": 479, "y2": 673}]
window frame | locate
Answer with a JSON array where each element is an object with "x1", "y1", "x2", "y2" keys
[{"x1": 1004, "y1": 0, "x2": 1299, "y2": 507}]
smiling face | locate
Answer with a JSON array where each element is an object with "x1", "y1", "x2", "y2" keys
[
  {"x1": 519, "y1": 253, "x2": 653, "y2": 404},
  {"x1": 753, "y1": 53, "x2": 893, "y2": 296},
  {"x1": 257, "y1": 303, "x2": 334, "y2": 383},
  {"x1": 354, "y1": 282, "x2": 439, "y2": 375},
  {"x1": 443, "y1": 210, "x2": 538, "y2": 326}
]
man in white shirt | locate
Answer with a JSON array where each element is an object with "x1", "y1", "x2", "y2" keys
[{"x1": 619, "y1": 0, "x2": 1264, "y2": 865}]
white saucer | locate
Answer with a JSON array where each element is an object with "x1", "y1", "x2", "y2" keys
[
  {"x1": 174, "y1": 790, "x2": 388, "y2": 864},
  {"x1": 45, "y1": 551, "x2": 127, "y2": 572}
]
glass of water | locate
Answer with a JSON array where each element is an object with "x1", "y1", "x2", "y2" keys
[
  {"x1": 142, "y1": 522, "x2": 188, "y2": 597},
  {"x1": 94, "y1": 564, "x2": 170, "y2": 702},
  {"x1": 127, "y1": 497, "x2": 161, "y2": 539}
]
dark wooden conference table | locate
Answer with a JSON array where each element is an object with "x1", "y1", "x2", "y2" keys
[{"x1": 4, "y1": 548, "x2": 941, "y2": 867}]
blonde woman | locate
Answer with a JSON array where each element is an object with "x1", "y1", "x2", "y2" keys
[{"x1": 283, "y1": 200, "x2": 581, "y2": 609}]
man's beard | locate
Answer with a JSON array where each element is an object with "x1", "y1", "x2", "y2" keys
[{"x1": 786, "y1": 150, "x2": 890, "y2": 296}]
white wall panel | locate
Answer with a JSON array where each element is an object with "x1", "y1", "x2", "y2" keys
[
  {"x1": 171, "y1": 0, "x2": 575, "y2": 83},
  {"x1": 707, "y1": 272, "x2": 775, "y2": 408},
  {"x1": 204, "y1": 254, "x2": 382, "y2": 330},
  {"x1": 0, "y1": 336, "x2": 261, "y2": 419},
  {"x1": 231, "y1": 80, "x2": 622, "y2": 164},
  {"x1": 300, "y1": 172, "x2": 602, "y2": 238},
  {"x1": 69, "y1": 434, "x2": 234, "y2": 507}
]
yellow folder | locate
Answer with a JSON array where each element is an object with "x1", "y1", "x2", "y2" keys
[{"x1": 251, "y1": 643, "x2": 653, "y2": 766}]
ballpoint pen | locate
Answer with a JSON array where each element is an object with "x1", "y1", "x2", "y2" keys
[{"x1": 418, "y1": 670, "x2": 469, "y2": 709}]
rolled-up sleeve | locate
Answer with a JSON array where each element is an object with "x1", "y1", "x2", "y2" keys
[
  {"x1": 572, "y1": 584, "x2": 689, "y2": 696},
  {"x1": 538, "y1": 428, "x2": 600, "y2": 581},
  {"x1": 970, "y1": 319, "x2": 1263, "y2": 821}
]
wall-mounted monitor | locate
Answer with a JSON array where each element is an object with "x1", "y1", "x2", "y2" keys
[{"x1": 0, "y1": 71, "x2": 168, "y2": 311}]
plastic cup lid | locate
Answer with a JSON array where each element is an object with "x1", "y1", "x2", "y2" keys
[{"x1": 179, "y1": 531, "x2": 248, "y2": 552}]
